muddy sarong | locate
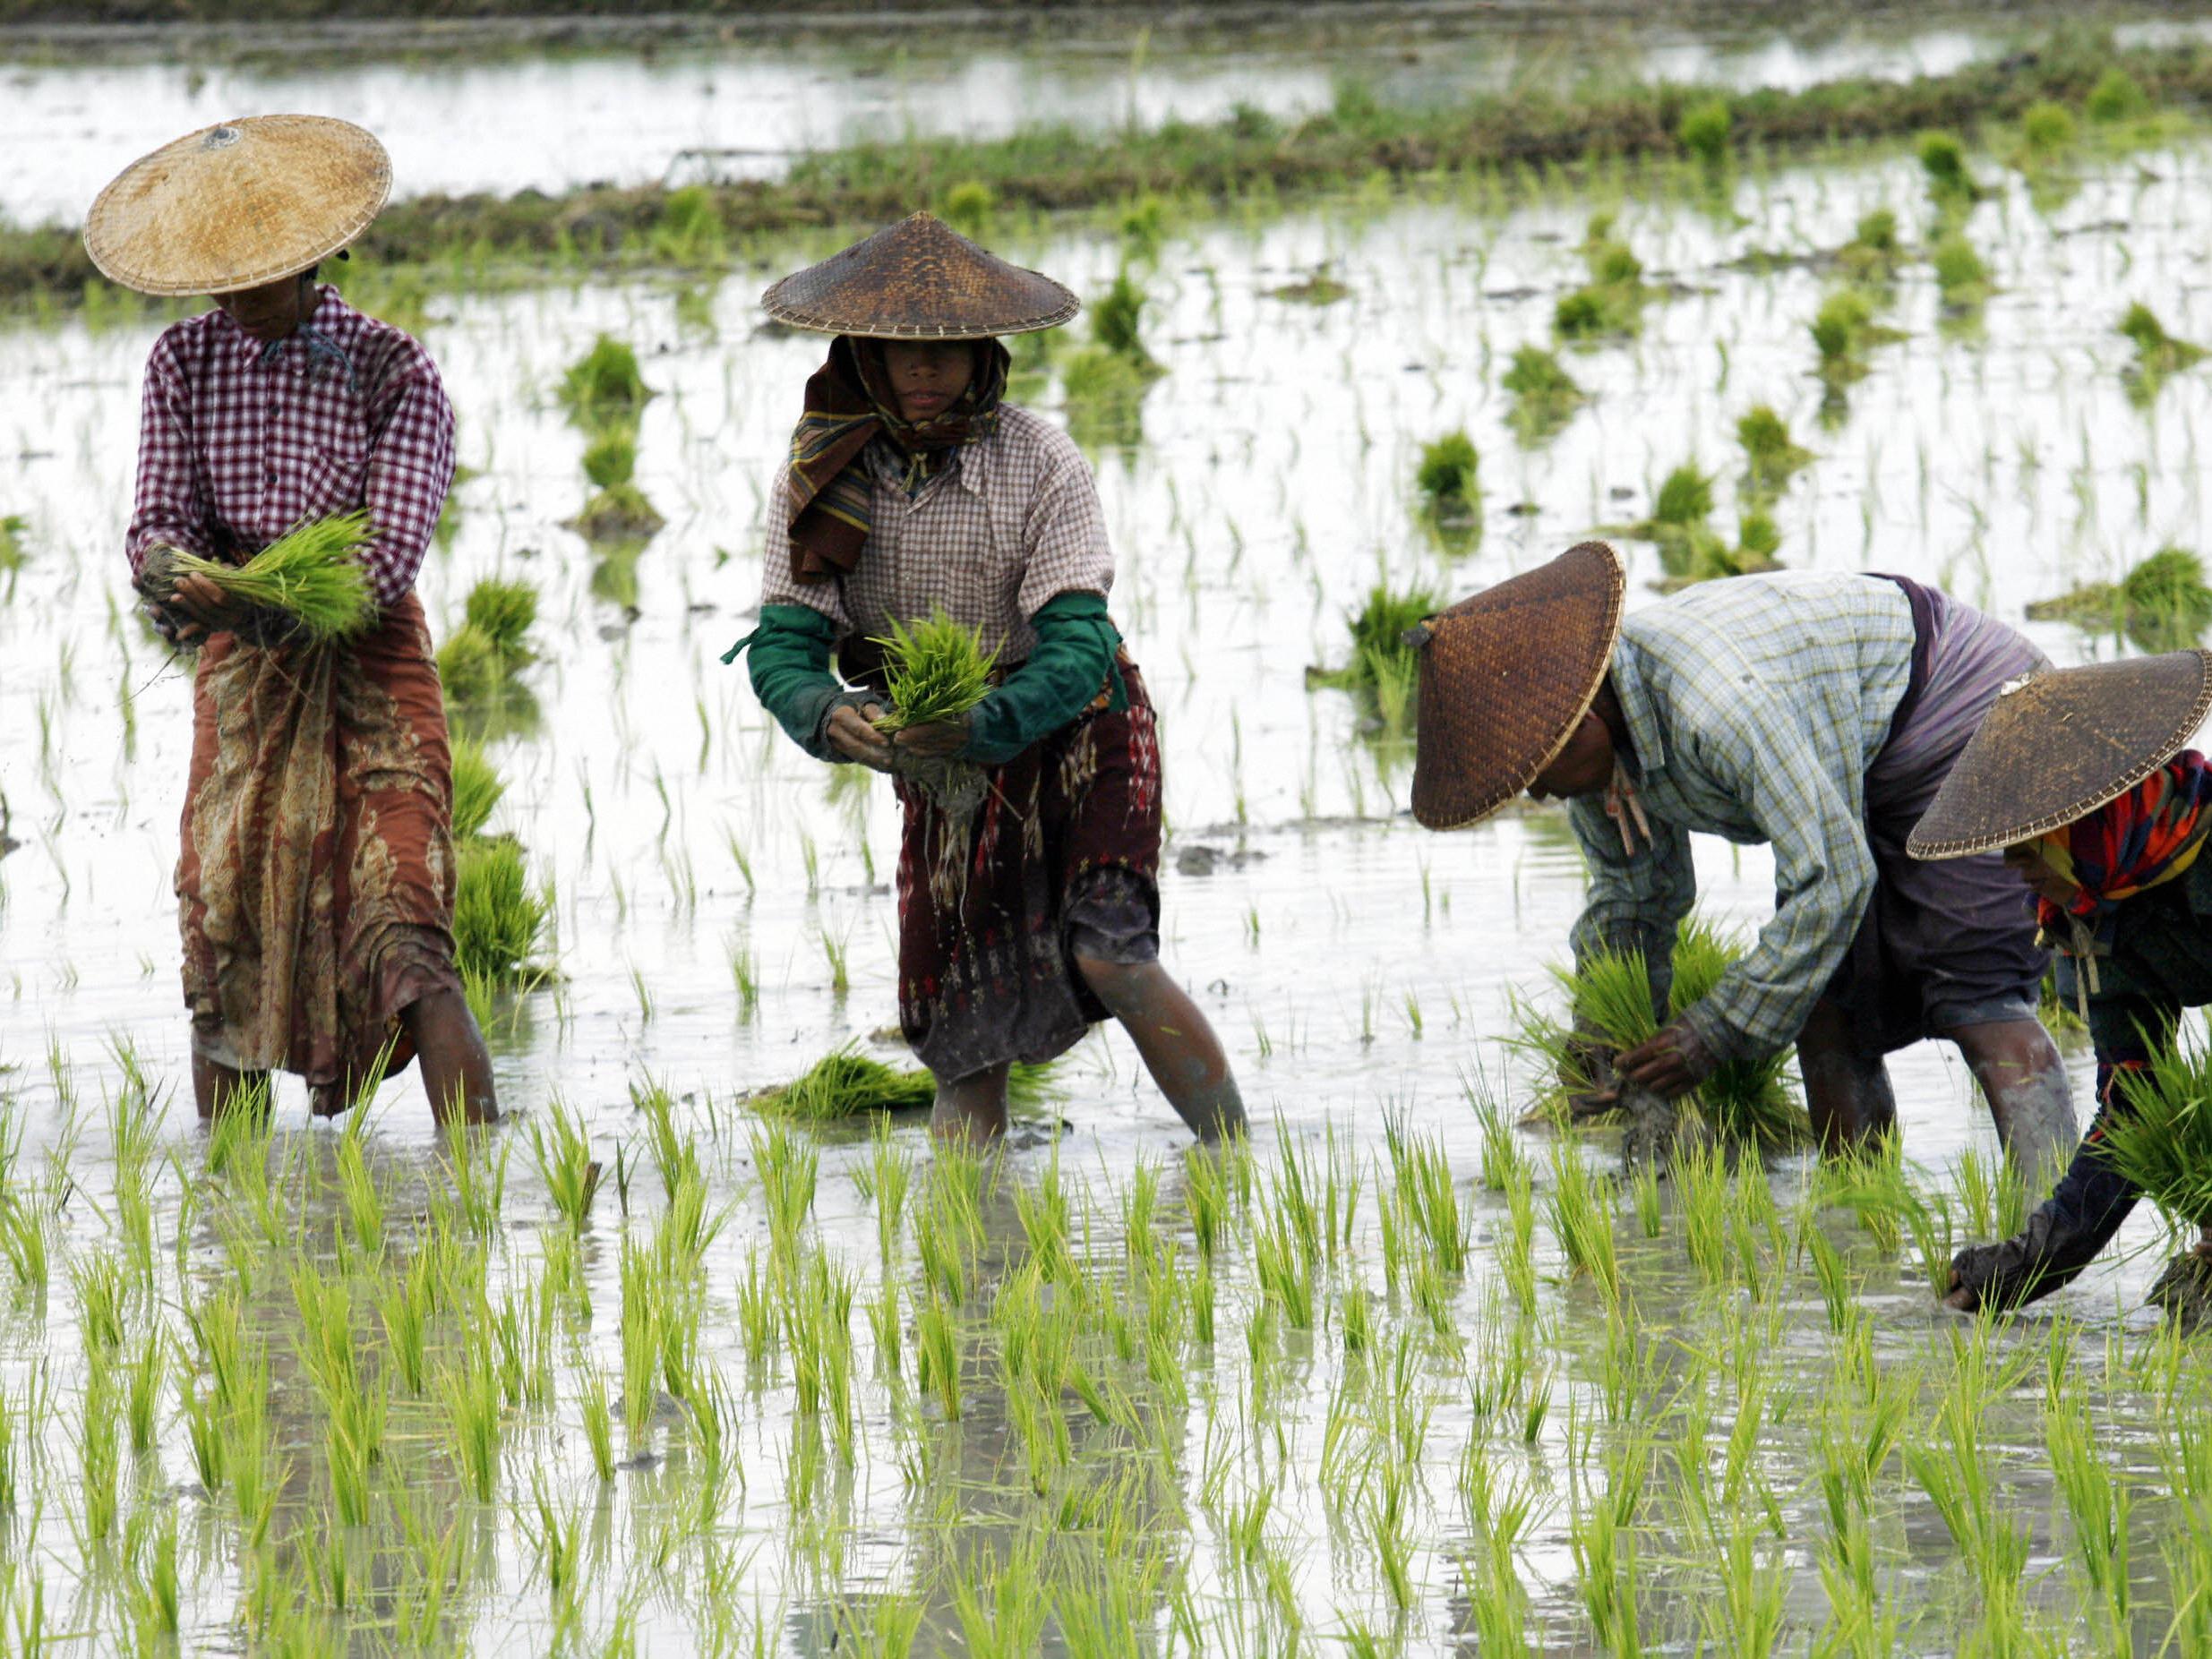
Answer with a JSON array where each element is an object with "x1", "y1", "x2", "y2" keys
[
  {"x1": 894, "y1": 662, "x2": 1162, "y2": 1082},
  {"x1": 1828, "y1": 577, "x2": 2050, "y2": 1054},
  {"x1": 176, "y1": 591, "x2": 461, "y2": 1111}
]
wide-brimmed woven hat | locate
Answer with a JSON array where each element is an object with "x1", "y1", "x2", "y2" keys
[
  {"x1": 83, "y1": 115, "x2": 390, "y2": 297},
  {"x1": 1410, "y1": 541, "x2": 1626, "y2": 832},
  {"x1": 761, "y1": 211, "x2": 1079, "y2": 339},
  {"x1": 1908, "y1": 649, "x2": 2212, "y2": 859}
]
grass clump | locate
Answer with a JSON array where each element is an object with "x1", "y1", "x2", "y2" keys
[
  {"x1": 146, "y1": 512, "x2": 377, "y2": 644},
  {"x1": 452, "y1": 839, "x2": 550, "y2": 983},
  {"x1": 1678, "y1": 98, "x2": 1731, "y2": 166},
  {"x1": 751, "y1": 1044, "x2": 1057, "y2": 1119},
  {"x1": 1501, "y1": 345, "x2": 1584, "y2": 443},
  {"x1": 870, "y1": 609, "x2": 999, "y2": 734},
  {"x1": 1737, "y1": 406, "x2": 1812, "y2": 496},
  {"x1": 2028, "y1": 547, "x2": 2212, "y2": 653},
  {"x1": 1526, "y1": 916, "x2": 1813, "y2": 1150},
  {"x1": 559, "y1": 335, "x2": 653, "y2": 424}
]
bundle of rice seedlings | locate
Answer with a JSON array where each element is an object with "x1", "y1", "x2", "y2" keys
[
  {"x1": 2118, "y1": 303, "x2": 2206, "y2": 376},
  {"x1": 1916, "y1": 132, "x2": 1978, "y2": 201},
  {"x1": 449, "y1": 737, "x2": 505, "y2": 842},
  {"x1": 1415, "y1": 432, "x2": 1480, "y2": 514},
  {"x1": 2087, "y1": 68, "x2": 2150, "y2": 124},
  {"x1": 1932, "y1": 233, "x2": 1990, "y2": 310},
  {"x1": 1736, "y1": 406, "x2": 1813, "y2": 495},
  {"x1": 2097, "y1": 1019, "x2": 2212, "y2": 1229},
  {"x1": 1309, "y1": 585, "x2": 1442, "y2": 731},
  {"x1": 2019, "y1": 101, "x2": 2078, "y2": 156},
  {"x1": 436, "y1": 624, "x2": 502, "y2": 704},
  {"x1": 464, "y1": 578, "x2": 538, "y2": 666},
  {"x1": 750, "y1": 1045, "x2": 1059, "y2": 1121},
  {"x1": 1677, "y1": 97, "x2": 1731, "y2": 166},
  {"x1": 871, "y1": 610, "x2": 999, "y2": 734},
  {"x1": 940, "y1": 180, "x2": 995, "y2": 239},
  {"x1": 1522, "y1": 916, "x2": 1812, "y2": 1151},
  {"x1": 1501, "y1": 346, "x2": 1584, "y2": 442},
  {"x1": 451, "y1": 839, "x2": 549, "y2": 983},
  {"x1": 571, "y1": 484, "x2": 665, "y2": 543},
  {"x1": 1093, "y1": 269, "x2": 1155, "y2": 367},
  {"x1": 1838, "y1": 207, "x2": 1899, "y2": 281},
  {"x1": 581, "y1": 425, "x2": 639, "y2": 491},
  {"x1": 144, "y1": 512, "x2": 377, "y2": 644},
  {"x1": 1061, "y1": 346, "x2": 1154, "y2": 451},
  {"x1": 2027, "y1": 547, "x2": 2212, "y2": 652},
  {"x1": 1652, "y1": 464, "x2": 1712, "y2": 529},
  {"x1": 559, "y1": 336, "x2": 653, "y2": 424},
  {"x1": 651, "y1": 185, "x2": 725, "y2": 263}
]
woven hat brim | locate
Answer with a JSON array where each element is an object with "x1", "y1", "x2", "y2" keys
[
  {"x1": 83, "y1": 115, "x2": 390, "y2": 297},
  {"x1": 762, "y1": 211, "x2": 1080, "y2": 338},
  {"x1": 1410, "y1": 541, "x2": 1627, "y2": 832},
  {"x1": 1908, "y1": 649, "x2": 2212, "y2": 859}
]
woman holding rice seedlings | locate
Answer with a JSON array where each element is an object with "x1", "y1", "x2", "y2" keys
[
  {"x1": 1408, "y1": 542, "x2": 2074, "y2": 1172},
  {"x1": 731, "y1": 213, "x2": 1244, "y2": 1148},
  {"x1": 1916, "y1": 653, "x2": 2212, "y2": 1313},
  {"x1": 90, "y1": 117, "x2": 497, "y2": 1125}
]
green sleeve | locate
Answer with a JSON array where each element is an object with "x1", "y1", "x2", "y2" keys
[
  {"x1": 964, "y1": 590, "x2": 1124, "y2": 766},
  {"x1": 724, "y1": 603, "x2": 858, "y2": 763}
]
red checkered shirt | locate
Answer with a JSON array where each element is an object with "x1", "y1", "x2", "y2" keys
[{"x1": 125, "y1": 285, "x2": 455, "y2": 611}]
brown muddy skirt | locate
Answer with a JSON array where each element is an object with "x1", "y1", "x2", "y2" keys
[
  {"x1": 895, "y1": 664, "x2": 1163, "y2": 1082},
  {"x1": 177, "y1": 592, "x2": 461, "y2": 1111}
]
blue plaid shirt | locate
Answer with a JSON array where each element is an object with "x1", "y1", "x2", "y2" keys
[{"x1": 1567, "y1": 572, "x2": 1917, "y2": 1063}]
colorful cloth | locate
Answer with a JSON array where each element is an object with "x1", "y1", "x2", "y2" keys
[
  {"x1": 126, "y1": 284, "x2": 455, "y2": 609},
  {"x1": 784, "y1": 336, "x2": 1010, "y2": 583},
  {"x1": 759, "y1": 404, "x2": 1115, "y2": 664},
  {"x1": 895, "y1": 663, "x2": 1162, "y2": 1081},
  {"x1": 178, "y1": 594, "x2": 461, "y2": 1112},
  {"x1": 2032, "y1": 752, "x2": 2212, "y2": 930}
]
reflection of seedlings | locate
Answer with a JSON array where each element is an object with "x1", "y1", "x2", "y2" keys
[
  {"x1": 1308, "y1": 584, "x2": 1441, "y2": 736},
  {"x1": 1502, "y1": 346, "x2": 1584, "y2": 443},
  {"x1": 1737, "y1": 406, "x2": 1812, "y2": 497},
  {"x1": 2027, "y1": 546, "x2": 2212, "y2": 651},
  {"x1": 1063, "y1": 269, "x2": 1164, "y2": 452}
]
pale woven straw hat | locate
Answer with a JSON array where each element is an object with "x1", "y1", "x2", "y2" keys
[
  {"x1": 1908, "y1": 649, "x2": 2212, "y2": 859},
  {"x1": 763, "y1": 211, "x2": 1079, "y2": 339},
  {"x1": 83, "y1": 115, "x2": 391, "y2": 297},
  {"x1": 1410, "y1": 541, "x2": 1627, "y2": 832}
]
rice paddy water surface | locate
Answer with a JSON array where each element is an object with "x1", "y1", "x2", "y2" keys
[{"x1": 6, "y1": 17, "x2": 2212, "y2": 1651}]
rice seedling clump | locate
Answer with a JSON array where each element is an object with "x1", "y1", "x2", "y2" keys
[
  {"x1": 2097, "y1": 1020, "x2": 2212, "y2": 1227},
  {"x1": 2119, "y1": 303, "x2": 2206, "y2": 375},
  {"x1": 452, "y1": 839, "x2": 550, "y2": 982},
  {"x1": 559, "y1": 335, "x2": 653, "y2": 424},
  {"x1": 1309, "y1": 584, "x2": 1442, "y2": 732},
  {"x1": 2028, "y1": 546, "x2": 2212, "y2": 651},
  {"x1": 1502, "y1": 346, "x2": 1584, "y2": 441},
  {"x1": 870, "y1": 610, "x2": 999, "y2": 735},
  {"x1": 1677, "y1": 98, "x2": 1731, "y2": 165},
  {"x1": 751, "y1": 1045, "x2": 1057, "y2": 1119},
  {"x1": 141, "y1": 512, "x2": 378, "y2": 645}
]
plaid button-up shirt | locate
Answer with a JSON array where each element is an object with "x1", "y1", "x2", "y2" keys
[
  {"x1": 125, "y1": 286, "x2": 456, "y2": 611},
  {"x1": 1567, "y1": 571, "x2": 1917, "y2": 1063},
  {"x1": 759, "y1": 405, "x2": 1114, "y2": 661}
]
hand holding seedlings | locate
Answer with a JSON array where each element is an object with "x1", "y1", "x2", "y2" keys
[
  {"x1": 1608, "y1": 1019, "x2": 1716, "y2": 1100},
  {"x1": 827, "y1": 703, "x2": 893, "y2": 770},
  {"x1": 160, "y1": 570, "x2": 251, "y2": 643},
  {"x1": 885, "y1": 716, "x2": 970, "y2": 759}
]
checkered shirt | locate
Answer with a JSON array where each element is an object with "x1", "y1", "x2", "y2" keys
[
  {"x1": 125, "y1": 286, "x2": 456, "y2": 611},
  {"x1": 759, "y1": 405, "x2": 1114, "y2": 660},
  {"x1": 1565, "y1": 571, "x2": 1918, "y2": 1064}
]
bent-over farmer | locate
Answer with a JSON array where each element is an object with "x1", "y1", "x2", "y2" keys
[
  {"x1": 91, "y1": 116, "x2": 496, "y2": 1125},
  {"x1": 1916, "y1": 652, "x2": 2212, "y2": 1312},
  {"x1": 729, "y1": 214, "x2": 1243, "y2": 1148},
  {"x1": 1409, "y1": 541, "x2": 2072, "y2": 1172}
]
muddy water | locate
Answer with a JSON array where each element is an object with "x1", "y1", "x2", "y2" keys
[
  {"x1": 4, "y1": 126, "x2": 2212, "y2": 1647},
  {"x1": 5, "y1": 4, "x2": 2210, "y2": 227}
]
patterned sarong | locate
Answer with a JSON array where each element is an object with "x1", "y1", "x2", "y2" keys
[
  {"x1": 893, "y1": 663, "x2": 1162, "y2": 1082},
  {"x1": 177, "y1": 591, "x2": 461, "y2": 1112}
]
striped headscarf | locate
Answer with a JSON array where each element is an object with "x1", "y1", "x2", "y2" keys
[{"x1": 784, "y1": 335, "x2": 1009, "y2": 585}]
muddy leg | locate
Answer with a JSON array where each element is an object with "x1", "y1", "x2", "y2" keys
[
  {"x1": 401, "y1": 988, "x2": 500, "y2": 1126},
  {"x1": 1075, "y1": 956, "x2": 1247, "y2": 1145},
  {"x1": 1796, "y1": 996, "x2": 1897, "y2": 1157},
  {"x1": 192, "y1": 1049, "x2": 270, "y2": 1124},
  {"x1": 931, "y1": 1063, "x2": 1011, "y2": 1148},
  {"x1": 1942, "y1": 1016, "x2": 2075, "y2": 1186}
]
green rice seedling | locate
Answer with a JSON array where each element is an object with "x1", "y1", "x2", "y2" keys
[
  {"x1": 124, "y1": 1330, "x2": 163, "y2": 1455},
  {"x1": 527, "y1": 1096, "x2": 600, "y2": 1227},
  {"x1": 452, "y1": 838, "x2": 550, "y2": 981},
  {"x1": 870, "y1": 609, "x2": 999, "y2": 734},
  {"x1": 2045, "y1": 1394, "x2": 2130, "y2": 1638},
  {"x1": 1736, "y1": 405, "x2": 1812, "y2": 496},
  {"x1": 72, "y1": 1253, "x2": 129, "y2": 1352},
  {"x1": 146, "y1": 511, "x2": 377, "y2": 643},
  {"x1": 75, "y1": 1367, "x2": 121, "y2": 1544},
  {"x1": 1384, "y1": 1114, "x2": 1470, "y2": 1273},
  {"x1": 2019, "y1": 99, "x2": 2077, "y2": 155},
  {"x1": 1415, "y1": 431, "x2": 1480, "y2": 513},
  {"x1": 1630, "y1": 1158, "x2": 1664, "y2": 1238},
  {"x1": 374, "y1": 1264, "x2": 429, "y2": 1396},
  {"x1": 620, "y1": 1239, "x2": 662, "y2": 1441},
  {"x1": 1501, "y1": 344, "x2": 1584, "y2": 442},
  {"x1": 178, "y1": 1367, "x2": 225, "y2": 1495},
  {"x1": 1916, "y1": 131, "x2": 1976, "y2": 201},
  {"x1": 520, "y1": 1471, "x2": 587, "y2": 1614},
  {"x1": 435, "y1": 622, "x2": 502, "y2": 703},
  {"x1": 1932, "y1": 232, "x2": 1989, "y2": 309},
  {"x1": 1839, "y1": 207, "x2": 1900, "y2": 282},
  {"x1": 572, "y1": 479, "x2": 665, "y2": 543},
  {"x1": 2119, "y1": 301, "x2": 2207, "y2": 376},
  {"x1": 464, "y1": 577, "x2": 538, "y2": 664},
  {"x1": 560, "y1": 335, "x2": 653, "y2": 424},
  {"x1": 579, "y1": 1365, "x2": 615, "y2": 1482},
  {"x1": 1809, "y1": 288, "x2": 1891, "y2": 380},
  {"x1": 1546, "y1": 1140, "x2": 1620, "y2": 1302},
  {"x1": 861, "y1": 1116, "x2": 913, "y2": 1263},
  {"x1": 1804, "y1": 1222, "x2": 1856, "y2": 1333},
  {"x1": 2087, "y1": 68, "x2": 2149, "y2": 124},
  {"x1": 448, "y1": 736, "x2": 504, "y2": 842},
  {"x1": 1678, "y1": 97, "x2": 1731, "y2": 165},
  {"x1": 438, "y1": 1335, "x2": 502, "y2": 1503},
  {"x1": 1309, "y1": 583, "x2": 1441, "y2": 723},
  {"x1": 0, "y1": 1191, "x2": 49, "y2": 1293},
  {"x1": 1651, "y1": 462, "x2": 1713, "y2": 530},
  {"x1": 2028, "y1": 545, "x2": 2212, "y2": 652},
  {"x1": 1092, "y1": 269, "x2": 1155, "y2": 366},
  {"x1": 940, "y1": 179, "x2": 994, "y2": 237},
  {"x1": 2093, "y1": 1018, "x2": 2212, "y2": 1227},
  {"x1": 124, "y1": 1509, "x2": 180, "y2": 1646},
  {"x1": 1059, "y1": 345, "x2": 1154, "y2": 451},
  {"x1": 335, "y1": 1114, "x2": 383, "y2": 1256},
  {"x1": 914, "y1": 1288, "x2": 962, "y2": 1420},
  {"x1": 750, "y1": 1117, "x2": 818, "y2": 1266}
]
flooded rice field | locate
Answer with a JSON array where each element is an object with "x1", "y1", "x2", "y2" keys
[{"x1": 9, "y1": 48, "x2": 2212, "y2": 1655}]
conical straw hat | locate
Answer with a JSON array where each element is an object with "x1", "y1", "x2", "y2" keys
[
  {"x1": 1410, "y1": 541, "x2": 1626, "y2": 832},
  {"x1": 762, "y1": 211, "x2": 1079, "y2": 339},
  {"x1": 83, "y1": 115, "x2": 390, "y2": 297},
  {"x1": 1908, "y1": 649, "x2": 2212, "y2": 859}
]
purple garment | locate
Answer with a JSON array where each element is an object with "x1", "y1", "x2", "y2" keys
[{"x1": 1827, "y1": 578, "x2": 2050, "y2": 1052}]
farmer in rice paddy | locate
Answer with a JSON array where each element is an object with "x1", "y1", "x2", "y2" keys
[
  {"x1": 1409, "y1": 541, "x2": 2074, "y2": 1171},
  {"x1": 1915, "y1": 652, "x2": 2212, "y2": 1313},
  {"x1": 90, "y1": 116, "x2": 498, "y2": 1125},
  {"x1": 733, "y1": 213, "x2": 1244, "y2": 1147}
]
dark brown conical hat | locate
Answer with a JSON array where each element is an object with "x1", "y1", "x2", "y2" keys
[
  {"x1": 761, "y1": 211, "x2": 1079, "y2": 339},
  {"x1": 83, "y1": 115, "x2": 390, "y2": 297},
  {"x1": 1410, "y1": 541, "x2": 1626, "y2": 832},
  {"x1": 1908, "y1": 649, "x2": 2212, "y2": 859}
]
